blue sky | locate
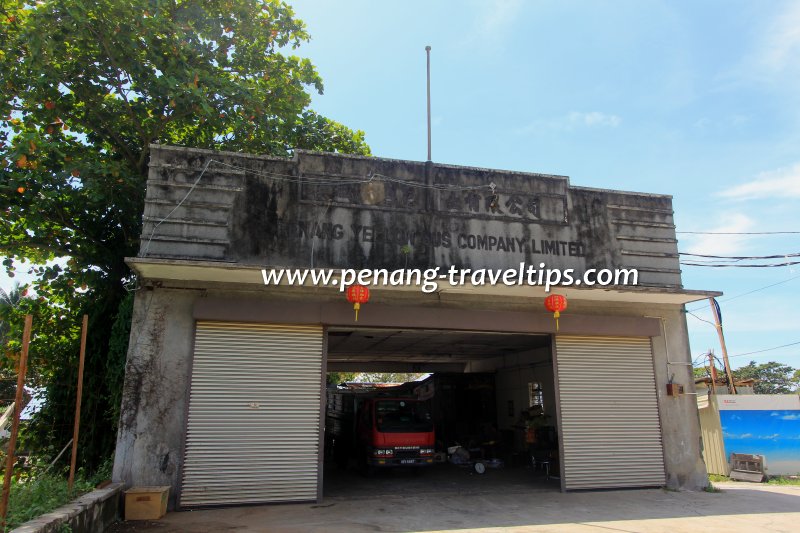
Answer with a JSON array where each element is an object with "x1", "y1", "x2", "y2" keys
[
  {"x1": 2, "y1": 1, "x2": 798, "y2": 371},
  {"x1": 284, "y1": 0, "x2": 800, "y2": 370}
]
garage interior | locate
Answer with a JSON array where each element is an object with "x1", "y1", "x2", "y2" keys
[{"x1": 324, "y1": 327, "x2": 561, "y2": 497}]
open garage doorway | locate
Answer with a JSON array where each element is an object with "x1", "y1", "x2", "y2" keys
[{"x1": 322, "y1": 328, "x2": 561, "y2": 499}]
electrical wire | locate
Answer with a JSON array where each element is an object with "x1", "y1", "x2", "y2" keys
[
  {"x1": 685, "y1": 310, "x2": 718, "y2": 326},
  {"x1": 680, "y1": 252, "x2": 800, "y2": 260},
  {"x1": 728, "y1": 340, "x2": 800, "y2": 360},
  {"x1": 676, "y1": 230, "x2": 800, "y2": 235},
  {"x1": 210, "y1": 159, "x2": 494, "y2": 191},
  {"x1": 686, "y1": 274, "x2": 800, "y2": 312},
  {"x1": 142, "y1": 159, "x2": 213, "y2": 256},
  {"x1": 681, "y1": 260, "x2": 800, "y2": 268},
  {"x1": 140, "y1": 158, "x2": 500, "y2": 259},
  {"x1": 210, "y1": 159, "x2": 375, "y2": 185}
]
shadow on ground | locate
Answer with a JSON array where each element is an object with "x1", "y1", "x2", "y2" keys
[{"x1": 108, "y1": 472, "x2": 800, "y2": 533}]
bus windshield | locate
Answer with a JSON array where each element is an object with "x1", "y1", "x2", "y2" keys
[{"x1": 375, "y1": 399, "x2": 433, "y2": 433}]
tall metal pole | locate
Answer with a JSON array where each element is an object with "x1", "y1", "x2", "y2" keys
[
  {"x1": 708, "y1": 298, "x2": 736, "y2": 394},
  {"x1": 425, "y1": 45, "x2": 432, "y2": 162},
  {"x1": 68, "y1": 314, "x2": 89, "y2": 491},
  {"x1": 1, "y1": 314, "x2": 32, "y2": 529}
]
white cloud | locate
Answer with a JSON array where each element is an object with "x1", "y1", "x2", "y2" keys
[
  {"x1": 719, "y1": 3, "x2": 800, "y2": 91},
  {"x1": 465, "y1": 0, "x2": 523, "y2": 48},
  {"x1": 569, "y1": 111, "x2": 622, "y2": 128},
  {"x1": 693, "y1": 115, "x2": 749, "y2": 130},
  {"x1": 723, "y1": 431, "x2": 752, "y2": 438},
  {"x1": 759, "y1": 2, "x2": 800, "y2": 74},
  {"x1": 516, "y1": 111, "x2": 622, "y2": 134},
  {"x1": 683, "y1": 213, "x2": 755, "y2": 256},
  {"x1": 781, "y1": 414, "x2": 800, "y2": 421},
  {"x1": 720, "y1": 163, "x2": 800, "y2": 200},
  {"x1": 481, "y1": 0, "x2": 522, "y2": 35}
]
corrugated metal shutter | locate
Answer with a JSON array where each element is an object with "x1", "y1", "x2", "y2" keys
[
  {"x1": 555, "y1": 336, "x2": 665, "y2": 490},
  {"x1": 181, "y1": 322, "x2": 323, "y2": 507},
  {"x1": 698, "y1": 395, "x2": 729, "y2": 475}
]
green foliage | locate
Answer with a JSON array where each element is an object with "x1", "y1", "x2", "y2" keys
[
  {"x1": 353, "y1": 373, "x2": 427, "y2": 384},
  {"x1": 0, "y1": 0, "x2": 370, "y2": 474},
  {"x1": 693, "y1": 366, "x2": 709, "y2": 380},
  {"x1": 695, "y1": 358, "x2": 799, "y2": 394},
  {"x1": 326, "y1": 372, "x2": 358, "y2": 385},
  {"x1": 5, "y1": 473, "x2": 93, "y2": 531},
  {"x1": 766, "y1": 476, "x2": 800, "y2": 485},
  {"x1": 326, "y1": 372, "x2": 427, "y2": 386},
  {"x1": 105, "y1": 292, "x2": 134, "y2": 426},
  {"x1": 732, "y1": 361, "x2": 799, "y2": 394}
]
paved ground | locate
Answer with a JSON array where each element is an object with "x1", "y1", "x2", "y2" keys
[{"x1": 110, "y1": 479, "x2": 800, "y2": 533}]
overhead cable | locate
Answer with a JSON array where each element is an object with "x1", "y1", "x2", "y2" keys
[
  {"x1": 686, "y1": 274, "x2": 800, "y2": 312},
  {"x1": 728, "y1": 341, "x2": 800, "y2": 359},
  {"x1": 676, "y1": 230, "x2": 800, "y2": 235},
  {"x1": 681, "y1": 260, "x2": 800, "y2": 268},
  {"x1": 680, "y1": 252, "x2": 800, "y2": 260}
]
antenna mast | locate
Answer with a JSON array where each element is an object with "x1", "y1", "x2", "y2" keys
[{"x1": 425, "y1": 45, "x2": 432, "y2": 162}]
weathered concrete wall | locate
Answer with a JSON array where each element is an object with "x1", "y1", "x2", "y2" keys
[
  {"x1": 112, "y1": 288, "x2": 200, "y2": 510},
  {"x1": 140, "y1": 146, "x2": 681, "y2": 288},
  {"x1": 647, "y1": 306, "x2": 709, "y2": 490}
]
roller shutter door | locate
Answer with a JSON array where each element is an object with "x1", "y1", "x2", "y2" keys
[
  {"x1": 555, "y1": 336, "x2": 665, "y2": 490},
  {"x1": 181, "y1": 322, "x2": 324, "y2": 507}
]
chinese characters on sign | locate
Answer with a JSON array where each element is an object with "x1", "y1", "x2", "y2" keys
[{"x1": 299, "y1": 175, "x2": 568, "y2": 225}]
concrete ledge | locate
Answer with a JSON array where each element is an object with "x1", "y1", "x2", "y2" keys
[{"x1": 12, "y1": 483, "x2": 123, "y2": 533}]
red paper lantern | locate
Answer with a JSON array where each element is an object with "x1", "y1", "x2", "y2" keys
[
  {"x1": 346, "y1": 284, "x2": 370, "y2": 321},
  {"x1": 544, "y1": 294, "x2": 567, "y2": 331}
]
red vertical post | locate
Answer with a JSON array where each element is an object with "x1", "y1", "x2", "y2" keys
[
  {"x1": 0, "y1": 314, "x2": 32, "y2": 528},
  {"x1": 68, "y1": 314, "x2": 89, "y2": 492}
]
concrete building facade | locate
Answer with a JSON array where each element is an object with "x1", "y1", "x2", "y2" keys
[{"x1": 113, "y1": 145, "x2": 715, "y2": 508}]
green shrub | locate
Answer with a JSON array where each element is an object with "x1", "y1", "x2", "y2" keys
[
  {"x1": 767, "y1": 476, "x2": 800, "y2": 486},
  {"x1": 4, "y1": 473, "x2": 94, "y2": 531}
]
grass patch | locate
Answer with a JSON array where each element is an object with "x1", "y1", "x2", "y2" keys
[
  {"x1": 5, "y1": 473, "x2": 94, "y2": 531},
  {"x1": 766, "y1": 476, "x2": 800, "y2": 486},
  {"x1": 708, "y1": 474, "x2": 800, "y2": 486},
  {"x1": 704, "y1": 484, "x2": 721, "y2": 493},
  {"x1": 4, "y1": 458, "x2": 112, "y2": 531}
]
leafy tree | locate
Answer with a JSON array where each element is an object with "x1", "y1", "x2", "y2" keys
[
  {"x1": 326, "y1": 372, "x2": 358, "y2": 386},
  {"x1": 354, "y1": 373, "x2": 428, "y2": 384},
  {"x1": 732, "y1": 361, "x2": 799, "y2": 394},
  {"x1": 0, "y1": 0, "x2": 370, "y2": 472},
  {"x1": 693, "y1": 365, "x2": 710, "y2": 380},
  {"x1": 0, "y1": 284, "x2": 32, "y2": 409},
  {"x1": 0, "y1": 284, "x2": 22, "y2": 346}
]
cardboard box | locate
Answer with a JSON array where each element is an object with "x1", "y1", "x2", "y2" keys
[{"x1": 124, "y1": 486, "x2": 170, "y2": 520}]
